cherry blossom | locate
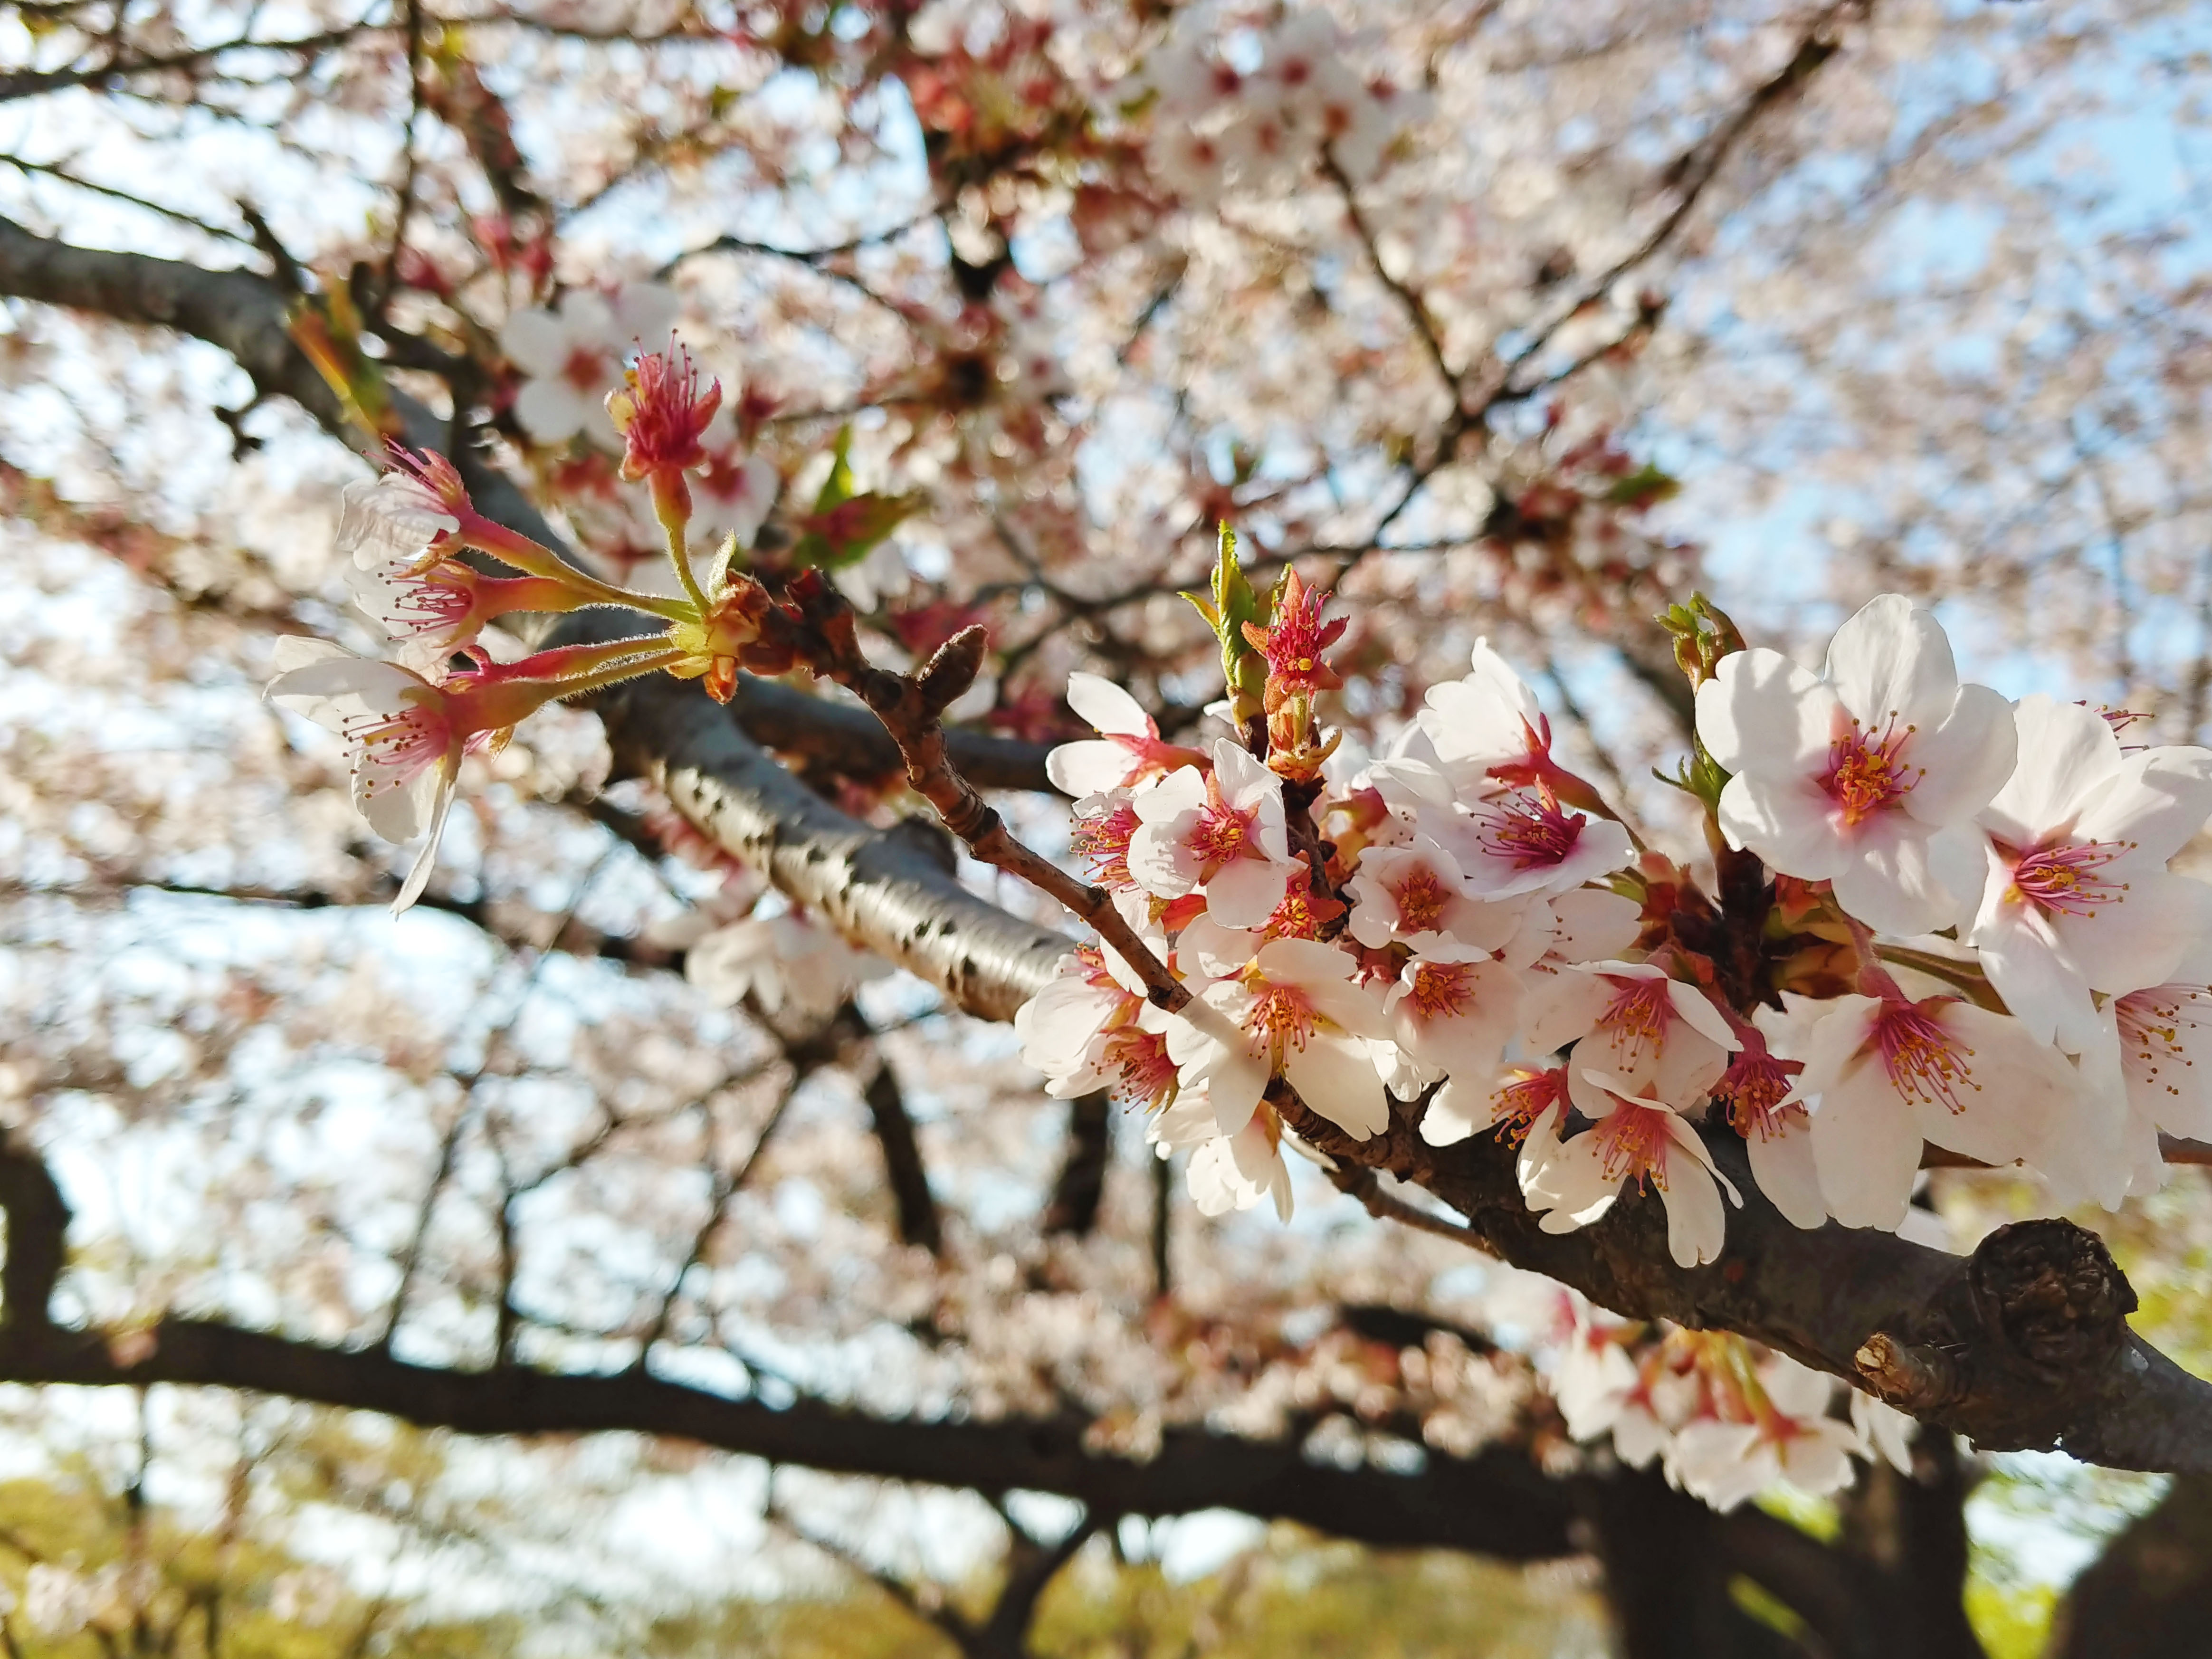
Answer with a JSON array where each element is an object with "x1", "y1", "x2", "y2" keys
[
  {"x1": 1381, "y1": 953, "x2": 1522, "y2": 1097},
  {"x1": 1438, "y1": 780, "x2": 1636, "y2": 903},
  {"x1": 1773, "y1": 991, "x2": 2087, "y2": 1229},
  {"x1": 499, "y1": 284, "x2": 680, "y2": 448},
  {"x1": 1522, "y1": 961, "x2": 1740, "y2": 1102},
  {"x1": 1345, "y1": 834, "x2": 1517, "y2": 958},
  {"x1": 686, "y1": 910, "x2": 887, "y2": 1020},
  {"x1": 1696, "y1": 594, "x2": 2017, "y2": 935},
  {"x1": 1128, "y1": 739, "x2": 1300, "y2": 929},
  {"x1": 347, "y1": 556, "x2": 576, "y2": 669},
  {"x1": 1964, "y1": 693, "x2": 2212, "y2": 1053},
  {"x1": 265, "y1": 640, "x2": 535, "y2": 912},
  {"x1": 1520, "y1": 1069, "x2": 1740, "y2": 1268},
  {"x1": 1045, "y1": 673, "x2": 1208, "y2": 797},
  {"x1": 1421, "y1": 1061, "x2": 1567, "y2": 1149},
  {"x1": 1416, "y1": 639, "x2": 1560, "y2": 794},
  {"x1": 1710, "y1": 1038, "x2": 1825, "y2": 1230},
  {"x1": 606, "y1": 342, "x2": 722, "y2": 484},
  {"x1": 1166, "y1": 937, "x2": 1392, "y2": 1141}
]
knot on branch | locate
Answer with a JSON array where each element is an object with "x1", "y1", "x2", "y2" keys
[
  {"x1": 1854, "y1": 1219, "x2": 2139, "y2": 1451},
  {"x1": 1973, "y1": 1217, "x2": 2136, "y2": 1379}
]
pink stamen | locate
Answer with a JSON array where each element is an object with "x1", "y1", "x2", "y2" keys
[
  {"x1": 1711, "y1": 1048, "x2": 1802, "y2": 1140},
  {"x1": 1391, "y1": 865, "x2": 1451, "y2": 933},
  {"x1": 2007, "y1": 839, "x2": 2133, "y2": 917},
  {"x1": 1244, "y1": 979, "x2": 1318, "y2": 1058},
  {"x1": 1489, "y1": 1067, "x2": 1567, "y2": 1145},
  {"x1": 1873, "y1": 1000, "x2": 1977, "y2": 1114},
  {"x1": 1598, "y1": 978, "x2": 1674, "y2": 1069},
  {"x1": 1473, "y1": 782, "x2": 1586, "y2": 868},
  {"x1": 2116, "y1": 987, "x2": 2207, "y2": 1100},
  {"x1": 1820, "y1": 716, "x2": 1920, "y2": 827},
  {"x1": 1102, "y1": 1024, "x2": 1177, "y2": 1110},
  {"x1": 1190, "y1": 775, "x2": 1259, "y2": 873},
  {"x1": 1071, "y1": 798, "x2": 1140, "y2": 890},
  {"x1": 1594, "y1": 1101, "x2": 1672, "y2": 1192}
]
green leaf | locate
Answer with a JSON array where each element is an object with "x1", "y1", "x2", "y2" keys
[
  {"x1": 789, "y1": 428, "x2": 918, "y2": 569},
  {"x1": 1605, "y1": 460, "x2": 1680, "y2": 507}
]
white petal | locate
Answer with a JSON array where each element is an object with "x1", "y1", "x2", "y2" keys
[
  {"x1": 1286, "y1": 1035, "x2": 1388, "y2": 1138},
  {"x1": 1065, "y1": 671, "x2": 1154, "y2": 738},
  {"x1": 498, "y1": 307, "x2": 569, "y2": 376},
  {"x1": 514, "y1": 379, "x2": 593, "y2": 444},
  {"x1": 1901, "y1": 683, "x2": 2018, "y2": 826},
  {"x1": 389, "y1": 765, "x2": 459, "y2": 914},
  {"x1": 1823, "y1": 594, "x2": 1958, "y2": 730},
  {"x1": 1047, "y1": 738, "x2": 1142, "y2": 797},
  {"x1": 1980, "y1": 695, "x2": 2120, "y2": 843},
  {"x1": 1715, "y1": 773, "x2": 1848, "y2": 879},
  {"x1": 1808, "y1": 1065, "x2": 1925, "y2": 1230},
  {"x1": 1745, "y1": 1112, "x2": 1828, "y2": 1230},
  {"x1": 1204, "y1": 856, "x2": 1290, "y2": 929},
  {"x1": 1659, "y1": 1156, "x2": 1726, "y2": 1268},
  {"x1": 1696, "y1": 648, "x2": 1835, "y2": 773}
]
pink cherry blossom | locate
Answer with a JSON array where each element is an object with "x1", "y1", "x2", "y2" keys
[
  {"x1": 1416, "y1": 639, "x2": 1558, "y2": 794},
  {"x1": 1045, "y1": 673, "x2": 1209, "y2": 797},
  {"x1": 1127, "y1": 739, "x2": 1299, "y2": 929},
  {"x1": 1440, "y1": 780, "x2": 1637, "y2": 903},
  {"x1": 500, "y1": 283, "x2": 680, "y2": 448},
  {"x1": 264, "y1": 639, "x2": 557, "y2": 913},
  {"x1": 1696, "y1": 594, "x2": 2017, "y2": 935},
  {"x1": 1421, "y1": 1061, "x2": 1567, "y2": 1149},
  {"x1": 1965, "y1": 693, "x2": 2212, "y2": 1053},
  {"x1": 1382, "y1": 953, "x2": 1522, "y2": 1095}
]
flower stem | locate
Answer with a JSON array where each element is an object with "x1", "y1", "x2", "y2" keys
[
  {"x1": 652, "y1": 472, "x2": 715, "y2": 618},
  {"x1": 462, "y1": 516, "x2": 697, "y2": 621},
  {"x1": 543, "y1": 647, "x2": 690, "y2": 698}
]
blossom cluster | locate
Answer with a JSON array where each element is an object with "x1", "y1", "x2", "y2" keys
[
  {"x1": 1127, "y1": 7, "x2": 1430, "y2": 202},
  {"x1": 1501, "y1": 1271, "x2": 1917, "y2": 1511},
  {"x1": 1019, "y1": 582, "x2": 2212, "y2": 1263}
]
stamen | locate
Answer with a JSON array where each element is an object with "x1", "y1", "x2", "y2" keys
[
  {"x1": 2007, "y1": 839, "x2": 2132, "y2": 917},
  {"x1": 1407, "y1": 959, "x2": 1478, "y2": 1020},
  {"x1": 1102, "y1": 1024, "x2": 1178, "y2": 1111},
  {"x1": 1819, "y1": 715, "x2": 1920, "y2": 827},
  {"x1": 1711, "y1": 1049, "x2": 1801, "y2": 1140},
  {"x1": 1598, "y1": 977, "x2": 1674, "y2": 1069},
  {"x1": 1874, "y1": 1001, "x2": 1977, "y2": 1114},
  {"x1": 2116, "y1": 986, "x2": 2210, "y2": 1099},
  {"x1": 1189, "y1": 775, "x2": 1256, "y2": 871},
  {"x1": 1071, "y1": 799, "x2": 1140, "y2": 890},
  {"x1": 1594, "y1": 1102, "x2": 1671, "y2": 1192},
  {"x1": 1392, "y1": 865, "x2": 1451, "y2": 933},
  {"x1": 1245, "y1": 979, "x2": 1318, "y2": 1058},
  {"x1": 1488, "y1": 1067, "x2": 1567, "y2": 1146},
  {"x1": 1472, "y1": 782, "x2": 1586, "y2": 868}
]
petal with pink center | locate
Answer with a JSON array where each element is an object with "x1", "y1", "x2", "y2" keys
[{"x1": 1973, "y1": 885, "x2": 2095, "y2": 1052}]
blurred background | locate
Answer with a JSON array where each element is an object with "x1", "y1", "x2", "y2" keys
[{"x1": 4, "y1": 0, "x2": 2212, "y2": 1652}]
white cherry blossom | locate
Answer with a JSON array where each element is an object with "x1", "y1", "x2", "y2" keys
[
  {"x1": 1345, "y1": 834, "x2": 1516, "y2": 957},
  {"x1": 1382, "y1": 954, "x2": 1522, "y2": 1099},
  {"x1": 500, "y1": 284, "x2": 680, "y2": 447},
  {"x1": 1522, "y1": 961, "x2": 1740, "y2": 1102},
  {"x1": 1774, "y1": 991, "x2": 2089, "y2": 1230},
  {"x1": 1519, "y1": 1068, "x2": 1740, "y2": 1268},
  {"x1": 1965, "y1": 693, "x2": 2212, "y2": 1053},
  {"x1": 1416, "y1": 638, "x2": 1558, "y2": 793},
  {"x1": 1046, "y1": 672, "x2": 1208, "y2": 797},
  {"x1": 1166, "y1": 937, "x2": 1392, "y2": 1140},
  {"x1": 1127, "y1": 738, "x2": 1300, "y2": 929},
  {"x1": 686, "y1": 910, "x2": 887, "y2": 1020},
  {"x1": 1696, "y1": 594, "x2": 2017, "y2": 934}
]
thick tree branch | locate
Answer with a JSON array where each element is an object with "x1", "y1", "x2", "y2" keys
[{"x1": 0, "y1": 1312, "x2": 1585, "y2": 1561}]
